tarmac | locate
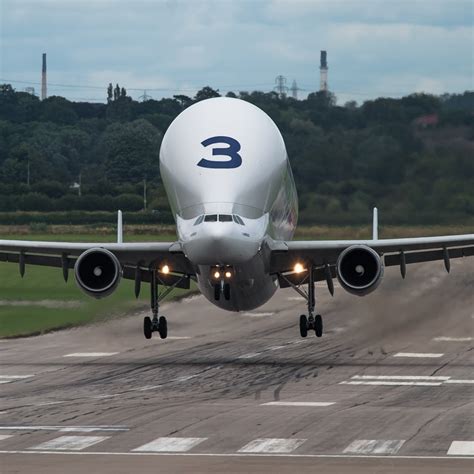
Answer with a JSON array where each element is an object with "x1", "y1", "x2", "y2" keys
[{"x1": 1, "y1": 259, "x2": 473, "y2": 473}]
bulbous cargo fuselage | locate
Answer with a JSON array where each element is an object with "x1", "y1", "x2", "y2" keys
[{"x1": 160, "y1": 98, "x2": 298, "y2": 310}]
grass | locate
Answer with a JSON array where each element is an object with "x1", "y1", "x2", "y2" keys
[
  {"x1": 1, "y1": 223, "x2": 473, "y2": 338},
  {"x1": 0, "y1": 231, "x2": 191, "y2": 338}
]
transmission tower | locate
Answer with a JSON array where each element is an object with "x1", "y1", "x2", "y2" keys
[
  {"x1": 138, "y1": 90, "x2": 152, "y2": 102},
  {"x1": 274, "y1": 75, "x2": 288, "y2": 98},
  {"x1": 290, "y1": 80, "x2": 299, "y2": 100}
]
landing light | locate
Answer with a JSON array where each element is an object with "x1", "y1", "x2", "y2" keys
[
  {"x1": 214, "y1": 271, "x2": 221, "y2": 279},
  {"x1": 294, "y1": 263, "x2": 305, "y2": 274},
  {"x1": 161, "y1": 265, "x2": 170, "y2": 274},
  {"x1": 225, "y1": 271, "x2": 232, "y2": 278}
]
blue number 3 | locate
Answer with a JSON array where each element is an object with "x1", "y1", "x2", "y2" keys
[{"x1": 197, "y1": 136, "x2": 242, "y2": 169}]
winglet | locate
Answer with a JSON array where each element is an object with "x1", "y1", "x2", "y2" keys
[
  {"x1": 372, "y1": 207, "x2": 378, "y2": 240},
  {"x1": 117, "y1": 210, "x2": 123, "y2": 244}
]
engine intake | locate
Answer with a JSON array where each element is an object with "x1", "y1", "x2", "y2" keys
[
  {"x1": 336, "y1": 245, "x2": 384, "y2": 296},
  {"x1": 74, "y1": 248, "x2": 121, "y2": 299}
]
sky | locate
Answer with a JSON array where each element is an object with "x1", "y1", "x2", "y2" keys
[{"x1": 0, "y1": 0, "x2": 472, "y2": 104}]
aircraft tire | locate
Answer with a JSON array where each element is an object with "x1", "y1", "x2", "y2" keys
[
  {"x1": 144, "y1": 316, "x2": 152, "y2": 339},
  {"x1": 315, "y1": 314, "x2": 323, "y2": 337},
  {"x1": 299, "y1": 314, "x2": 308, "y2": 338},
  {"x1": 158, "y1": 316, "x2": 168, "y2": 339},
  {"x1": 224, "y1": 283, "x2": 231, "y2": 300}
]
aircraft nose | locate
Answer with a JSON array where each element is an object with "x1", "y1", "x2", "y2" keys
[{"x1": 182, "y1": 224, "x2": 260, "y2": 265}]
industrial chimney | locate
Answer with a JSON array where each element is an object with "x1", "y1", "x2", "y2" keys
[
  {"x1": 319, "y1": 50, "x2": 328, "y2": 92},
  {"x1": 41, "y1": 53, "x2": 47, "y2": 100}
]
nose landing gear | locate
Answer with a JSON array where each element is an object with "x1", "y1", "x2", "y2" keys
[{"x1": 212, "y1": 266, "x2": 232, "y2": 301}]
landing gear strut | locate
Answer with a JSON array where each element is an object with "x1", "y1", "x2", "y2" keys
[{"x1": 143, "y1": 270, "x2": 167, "y2": 339}]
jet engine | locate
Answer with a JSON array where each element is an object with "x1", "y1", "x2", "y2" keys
[
  {"x1": 336, "y1": 245, "x2": 384, "y2": 296},
  {"x1": 74, "y1": 248, "x2": 122, "y2": 299}
]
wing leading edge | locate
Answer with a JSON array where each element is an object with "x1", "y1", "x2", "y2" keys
[
  {"x1": 269, "y1": 234, "x2": 474, "y2": 286},
  {"x1": 0, "y1": 239, "x2": 193, "y2": 288}
]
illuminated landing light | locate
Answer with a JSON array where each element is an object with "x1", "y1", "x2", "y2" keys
[
  {"x1": 225, "y1": 271, "x2": 232, "y2": 278},
  {"x1": 161, "y1": 265, "x2": 170, "y2": 274},
  {"x1": 294, "y1": 263, "x2": 305, "y2": 274},
  {"x1": 214, "y1": 271, "x2": 221, "y2": 279}
]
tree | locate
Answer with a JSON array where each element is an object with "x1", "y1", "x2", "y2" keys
[
  {"x1": 194, "y1": 86, "x2": 220, "y2": 102},
  {"x1": 114, "y1": 84, "x2": 120, "y2": 101},
  {"x1": 107, "y1": 83, "x2": 113, "y2": 103}
]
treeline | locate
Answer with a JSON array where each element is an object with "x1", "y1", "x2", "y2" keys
[{"x1": 0, "y1": 84, "x2": 473, "y2": 225}]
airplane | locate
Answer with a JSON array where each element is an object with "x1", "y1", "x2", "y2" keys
[{"x1": 1, "y1": 97, "x2": 473, "y2": 340}]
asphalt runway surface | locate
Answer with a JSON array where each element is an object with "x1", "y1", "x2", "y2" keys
[{"x1": 1, "y1": 259, "x2": 473, "y2": 473}]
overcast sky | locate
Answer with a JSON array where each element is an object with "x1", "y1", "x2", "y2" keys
[{"x1": 0, "y1": 0, "x2": 472, "y2": 104}]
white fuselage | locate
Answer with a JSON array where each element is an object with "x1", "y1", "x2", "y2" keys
[{"x1": 160, "y1": 97, "x2": 298, "y2": 310}]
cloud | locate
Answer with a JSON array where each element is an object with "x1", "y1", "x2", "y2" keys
[{"x1": 1, "y1": 0, "x2": 472, "y2": 102}]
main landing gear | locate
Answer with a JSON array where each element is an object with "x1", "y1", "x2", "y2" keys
[
  {"x1": 281, "y1": 264, "x2": 324, "y2": 338},
  {"x1": 143, "y1": 270, "x2": 167, "y2": 340},
  {"x1": 299, "y1": 267, "x2": 323, "y2": 338}
]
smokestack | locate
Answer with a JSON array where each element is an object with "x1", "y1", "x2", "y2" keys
[
  {"x1": 319, "y1": 50, "x2": 328, "y2": 92},
  {"x1": 41, "y1": 53, "x2": 47, "y2": 100}
]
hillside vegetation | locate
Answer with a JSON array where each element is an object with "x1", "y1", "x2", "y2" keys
[{"x1": 0, "y1": 85, "x2": 473, "y2": 225}]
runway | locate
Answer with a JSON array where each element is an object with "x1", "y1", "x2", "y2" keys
[{"x1": 1, "y1": 260, "x2": 473, "y2": 473}]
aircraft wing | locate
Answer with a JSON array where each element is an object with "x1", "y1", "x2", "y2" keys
[
  {"x1": 269, "y1": 234, "x2": 474, "y2": 287},
  {"x1": 0, "y1": 240, "x2": 194, "y2": 287}
]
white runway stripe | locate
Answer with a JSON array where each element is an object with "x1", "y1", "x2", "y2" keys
[
  {"x1": 0, "y1": 434, "x2": 13, "y2": 441},
  {"x1": 0, "y1": 375, "x2": 34, "y2": 384},
  {"x1": 238, "y1": 438, "x2": 306, "y2": 453},
  {"x1": 63, "y1": 352, "x2": 118, "y2": 357},
  {"x1": 241, "y1": 312, "x2": 274, "y2": 317},
  {"x1": 433, "y1": 337, "x2": 473, "y2": 342},
  {"x1": 393, "y1": 352, "x2": 443, "y2": 358},
  {"x1": 445, "y1": 379, "x2": 474, "y2": 384},
  {"x1": 343, "y1": 439, "x2": 405, "y2": 455},
  {"x1": 133, "y1": 437, "x2": 207, "y2": 452},
  {"x1": 0, "y1": 426, "x2": 128, "y2": 432},
  {"x1": 30, "y1": 435, "x2": 109, "y2": 451},
  {"x1": 351, "y1": 375, "x2": 450, "y2": 381},
  {"x1": 237, "y1": 352, "x2": 261, "y2": 359},
  {"x1": 447, "y1": 441, "x2": 474, "y2": 456},
  {"x1": 262, "y1": 401, "x2": 335, "y2": 407},
  {"x1": 340, "y1": 381, "x2": 442, "y2": 386}
]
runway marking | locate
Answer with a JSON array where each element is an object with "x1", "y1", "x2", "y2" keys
[
  {"x1": 343, "y1": 375, "x2": 474, "y2": 387},
  {"x1": 165, "y1": 336, "x2": 192, "y2": 340},
  {"x1": 343, "y1": 439, "x2": 405, "y2": 455},
  {"x1": 447, "y1": 441, "x2": 474, "y2": 456},
  {"x1": 0, "y1": 426, "x2": 128, "y2": 432},
  {"x1": 433, "y1": 337, "x2": 473, "y2": 342},
  {"x1": 268, "y1": 345, "x2": 287, "y2": 351},
  {"x1": 238, "y1": 352, "x2": 262, "y2": 359},
  {"x1": 1, "y1": 450, "x2": 473, "y2": 460},
  {"x1": 136, "y1": 385, "x2": 163, "y2": 391},
  {"x1": 238, "y1": 438, "x2": 306, "y2": 454},
  {"x1": 351, "y1": 375, "x2": 450, "y2": 381},
  {"x1": 241, "y1": 312, "x2": 274, "y2": 317},
  {"x1": 30, "y1": 435, "x2": 109, "y2": 451},
  {"x1": 340, "y1": 381, "x2": 442, "y2": 386},
  {"x1": 444, "y1": 379, "x2": 474, "y2": 384},
  {"x1": 0, "y1": 434, "x2": 13, "y2": 441},
  {"x1": 133, "y1": 437, "x2": 207, "y2": 453},
  {"x1": 0, "y1": 375, "x2": 34, "y2": 384},
  {"x1": 393, "y1": 352, "x2": 444, "y2": 358},
  {"x1": 261, "y1": 401, "x2": 335, "y2": 407},
  {"x1": 63, "y1": 352, "x2": 119, "y2": 357}
]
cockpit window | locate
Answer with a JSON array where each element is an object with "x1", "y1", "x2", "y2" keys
[
  {"x1": 218, "y1": 214, "x2": 233, "y2": 222},
  {"x1": 193, "y1": 215, "x2": 204, "y2": 226},
  {"x1": 204, "y1": 214, "x2": 218, "y2": 222},
  {"x1": 233, "y1": 215, "x2": 245, "y2": 225}
]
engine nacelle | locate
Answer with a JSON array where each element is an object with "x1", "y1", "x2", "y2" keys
[
  {"x1": 74, "y1": 248, "x2": 121, "y2": 299},
  {"x1": 336, "y1": 245, "x2": 384, "y2": 296}
]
